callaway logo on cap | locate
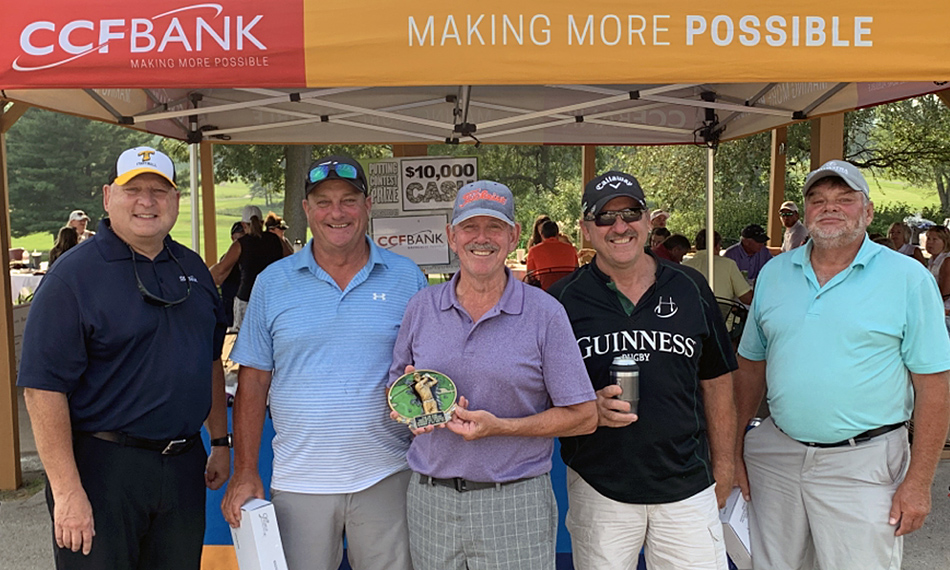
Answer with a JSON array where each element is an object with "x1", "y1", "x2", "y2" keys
[
  {"x1": 582, "y1": 171, "x2": 647, "y2": 216},
  {"x1": 112, "y1": 146, "x2": 176, "y2": 188}
]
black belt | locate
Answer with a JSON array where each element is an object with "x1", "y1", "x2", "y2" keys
[
  {"x1": 798, "y1": 422, "x2": 906, "y2": 448},
  {"x1": 418, "y1": 474, "x2": 531, "y2": 493},
  {"x1": 82, "y1": 431, "x2": 201, "y2": 455}
]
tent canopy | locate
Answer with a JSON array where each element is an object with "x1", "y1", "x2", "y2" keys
[{"x1": 3, "y1": 1, "x2": 949, "y2": 145}]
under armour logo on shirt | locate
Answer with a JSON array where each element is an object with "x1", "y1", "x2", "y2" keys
[{"x1": 373, "y1": 293, "x2": 387, "y2": 301}]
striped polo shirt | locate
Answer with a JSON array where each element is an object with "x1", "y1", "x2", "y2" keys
[{"x1": 231, "y1": 237, "x2": 428, "y2": 494}]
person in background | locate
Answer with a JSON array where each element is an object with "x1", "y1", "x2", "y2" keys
[
  {"x1": 527, "y1": 214, "x2": 552, "y2": 248},
  {"x1": 649, "y1": 227, "x2": 671, "y2": 250},
  {"x1": 651, "y1": 234, "x2": 690, "y2": 263},
  {"x1": 779, "y1": 201, "x2": 808, "y2": 252},
  {"x1": 265, "y1": 211, "x2": 294, "y2": 257},
  {"x1": 735, "y1": 160, "x2": 950, "y2": 570},
  {"x1": 209, "y1": 205, "x2": 285, "y2": 330},
  {"x1": 220, "y1": 222, "x2": 245, "y2": 330},
  {"x1": 925, "y1": 225, "x2": 950, "y2": 321},
  {"x1": 889, "y1": 222, "x2": 926, "y2": 265},
  {"x1": 525, "y1": 220, "x2": 579, "y2": 289},
  {"x1": 723, "y1": 224, "x2": 773, "y2": 282},
  {"x1": 683, "y1": 229, "x2": 753, "y2": 306},
  {"x1": 650, "y1": 209, "x2": 670, "y2": 228},
  {"x1": 67, "y1": 210, "x2": 95, "y2": 242},
  {"x1": 19, "y1": 146, "x2": 230, "y2": 569},
  {"x1": 48, "y1": 226, "x2": 79, "y2": 267}
]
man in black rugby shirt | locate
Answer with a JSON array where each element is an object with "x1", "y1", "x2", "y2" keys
[{"x1": 550, "y1": 171, "x2": 737, "y2": 570}]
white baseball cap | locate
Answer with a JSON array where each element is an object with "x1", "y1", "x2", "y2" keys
[
  {"x1": 112, "y1": 146, "x2": 176, "y2": 187},
  {"x1": 242, "y1": 205, "x2": 263, "y2": 223}
]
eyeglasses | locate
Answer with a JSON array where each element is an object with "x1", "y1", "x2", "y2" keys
[
  {"x1": 130, "y1": 245, "x2": 191, "y2": 308},
  {"x1": 779, "y1": 211, "x2": 796, "y2": 217},
  {"x1": 585, "y1": 208, "x2": 644, "y2": 227},
  {"x1": 308, "y1": 163, "x2": 363, "y2": 187}
]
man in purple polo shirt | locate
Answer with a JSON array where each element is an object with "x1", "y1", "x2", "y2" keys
[{"x1": 389, "y1": 180, "x2": 597, "y2": 570}]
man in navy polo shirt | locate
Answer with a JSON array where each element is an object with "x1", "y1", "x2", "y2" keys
[
  {"x1": 550, "y1": 171, "x2": 737, "y2": 570},
  {"x1": 18, "y1": 146, "x2": 230, "y2": 570}
]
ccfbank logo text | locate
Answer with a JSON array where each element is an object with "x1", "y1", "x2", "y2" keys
[{"x1": 13, "y1": 4, "x2": 269, "y2": 72}]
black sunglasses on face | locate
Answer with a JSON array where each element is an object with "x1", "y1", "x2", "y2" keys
[
  {"x1": 779, "y1": 211, "x2": 796, "y2": 217},
  {"x1": 129, "y1": 245, "x2": 191, "y2": 308},
  {"x1": 585, "y1": 208, "x2": 645, "y2": 227}
]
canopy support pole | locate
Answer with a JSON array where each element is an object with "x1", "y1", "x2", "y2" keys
[
  {"x1": 200, "y1": 142, "x2": 217, "y2": 264},
  {"x1": 706, "y1": 147, "x2": 715, "y2": 284},
  {"x1": 810, "y1": 114, "x2": 845, "y2": 169},
  {"x1": 0, "y1": 109, "x2": 22, "y2": 490},
  {"x1": 768, "y1": 127, "x2": 788, "y2": 247},
  {"x1": 189, "y1": 144, "x2": 200, "y2": 252},
  {"x1": 581, "y1": 145, "x2": 596, "y2": 250}
]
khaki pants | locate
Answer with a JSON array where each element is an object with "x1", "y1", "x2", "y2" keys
[
  {"x1": 744, "y1": 417, "x2": 908, "y2": 570},
  {"x1": 565, "y1": 468, "x2": 726, "y2": 570},
  {"x1": 271, "y1": 470, "x2": 413, "y2": 570}
]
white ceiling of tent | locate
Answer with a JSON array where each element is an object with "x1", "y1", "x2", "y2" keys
[{"x1": 4, "y1": 81, "x2": 945, "y2": 145}]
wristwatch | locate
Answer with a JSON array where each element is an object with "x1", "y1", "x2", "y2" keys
[{"x1": 210, "y1": 433, "x2": 233, "y2": 448}]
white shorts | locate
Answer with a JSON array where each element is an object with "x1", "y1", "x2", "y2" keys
[{"x1": 565, "y1": 467, "x2": 726, "y2": 570}]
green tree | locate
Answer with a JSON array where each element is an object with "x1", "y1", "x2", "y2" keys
[
  {"x1": 7, "y1": 108, "x2": 153, "y2": 237},
  {"x1": 848, "y1": 96, "x2": 950, "y2": 216}
]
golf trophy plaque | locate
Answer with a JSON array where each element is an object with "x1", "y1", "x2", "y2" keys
[{"x1": 388, "y1": 370, "x2": 458, "y2": 430}]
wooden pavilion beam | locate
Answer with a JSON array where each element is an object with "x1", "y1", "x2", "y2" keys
[
  {"x1": 0, "y1": 107, "x2": 23, "y2": 490},
  {"x1": 767, "y1": 127, "x2": 788, "y2": 248}
]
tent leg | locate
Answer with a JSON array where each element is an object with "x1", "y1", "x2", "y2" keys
[
  {"x1": 190, "y1": 144, "x2": 200, "y2": 252},
  {"x1": 706, "y1": 147, "x2": 715, "y2": 284},
  {"x1": 767, "y1": 127, "x2": 788, "y2": 246},
  {"x1": 200, "y1": 142, "x2": 217, "y2": 264},
  {"x1": 0, "y1": 129, "x2": 22, "y2": 490}
]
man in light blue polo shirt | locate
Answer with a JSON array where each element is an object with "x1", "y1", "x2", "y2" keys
[
  {"x1": 221, "y1": 155, "x2": 427, "y2": 570},
  {"x1": 735, "y1": 160, "x2": 950, "y2": 570}
]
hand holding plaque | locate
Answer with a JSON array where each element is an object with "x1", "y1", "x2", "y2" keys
[{"x1": 388, "y1": 370, "x2": 458, "y2": 430}]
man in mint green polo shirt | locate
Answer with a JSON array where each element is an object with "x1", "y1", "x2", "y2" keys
[{"x1": 735, "y1": 160, "x2": 950, "y2": 570}]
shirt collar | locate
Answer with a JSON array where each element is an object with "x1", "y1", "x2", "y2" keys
[
  {"x1": 292, "y1": 236, "x2": 387, "y2": 279},
  {"x1": 795, "y1": 233, "x2": 879, "y2": 270},
  {"x1": 589, "y1": 248, "x2": 667, "y2": 284},
  {"x1": 439, "y1": 266, "x2": 524, "y2": 316},
  {"x1": 95, "y1": 219, "x2": 174, "y2": 262}
]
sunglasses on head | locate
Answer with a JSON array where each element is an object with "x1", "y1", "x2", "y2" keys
[
  {"x1": 585, "y1": 208, "x2": 645, "y2": 227},
  {"x1": 308, "y1": 163, "x2": 361, "y2": 185}
]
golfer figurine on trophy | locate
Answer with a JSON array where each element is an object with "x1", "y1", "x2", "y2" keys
[{"x1": 388, "y1": 370, "x2": 458, "y2": 430}]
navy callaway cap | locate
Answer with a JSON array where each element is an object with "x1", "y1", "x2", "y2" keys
[{"x1": 582, "y1": 171, "x2": 647, "y2": 216}]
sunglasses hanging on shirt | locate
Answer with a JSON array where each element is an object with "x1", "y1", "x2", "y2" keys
[{"x1": 129, "y1": 244, "x2": 191, "y2": 308}]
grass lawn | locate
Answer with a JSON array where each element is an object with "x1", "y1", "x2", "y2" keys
[
  {"x1": 866, "y1": 178, "x2": 940, "y2": 211},
  {"x1": 11, "y1": 182, "x2": 284, "y2": 261}
]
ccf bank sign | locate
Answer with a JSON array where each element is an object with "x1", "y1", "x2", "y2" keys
[{"x1": 372, "y1": 215, "x2": 450, "y2": 266}]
